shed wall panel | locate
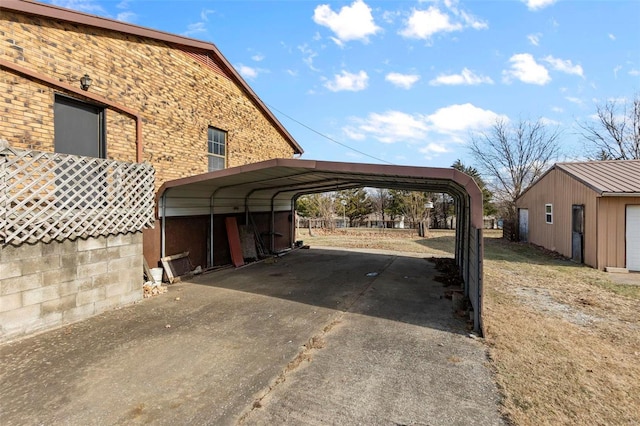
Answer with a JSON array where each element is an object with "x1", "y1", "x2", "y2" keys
[
  {"x1": 517, "y1": 169, "x2": 598, "y2": 267},
  {"x1": 597, "y1": 198, "x2": 640, "y2": 269}
]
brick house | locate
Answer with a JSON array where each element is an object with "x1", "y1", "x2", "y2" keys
[
  {"x1": 1, "y1": 0, "x2": 303, "y2": 262},
  {"x1": 0, "y1": 0, "x2": 302, "y2": 340}
]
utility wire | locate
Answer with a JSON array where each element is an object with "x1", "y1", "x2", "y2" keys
[{"x1": 266, "y1": 103, "x2": 395, "y2": 165}]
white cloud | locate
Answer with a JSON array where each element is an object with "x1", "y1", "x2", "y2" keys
[
  {"x1": 527, "y1": 33, "x2": 542, "y2": 46},
  {"x1": 628, "y1": 69, "x2": 640, "y2": 76},
  {"x1": 344, "y1": 103, "x2": 504, "y2": 147},
  {"x1": 502, "y1": 53, "x2": 551, "y2": 85},
  {"x1": 427, "y1": 103, "x2": 504, "y2": 134},
  {"x1": 429, "y1": 68, "x2": 493, "y2": 86},
  {"x1": 51, "y1": 0, "x2": 105, "y2": 13},
  {"x1": 419, "y1": 142, "x2": 450, "y2": 156},
  {"x1": 237, "y1": 64, "x2": 259, "y2": 79},
  {"x1": 399, "y1": 6, "x2": 462, "y2": 39},
  {"x1": 116, "y1": 11, "x2": 136, "y2": 22},
  {"x1": 251, "y1": 54, "x2": 265, "y2": 62},
  {"x1": 399, "y1": 2, "x2": 487, "y2": 40},
  {"x1": 551, "y1": 106, "x2": 564, "y2": 113},
  {"x1": 542, "y1": 56, "x2": 584, "y2": 77},
  {"x1": 565, "y1": 96, "x2": 584, "y2": 106},
  {"x1": 313, "y1": 0, "x2": 381, "y2": 45},
  {"x1": 183, "y1": 22, "x2": 207, "y2": 37},
  {"x1": 608, "y1": 33, "x2": 616, "y2": 41},
  {"x1": 355, "y1": 111, "x2": 429, "y2": 143},
  {"x1": 385, "y1": 72, "x2": 420, "y2": 89},
  {"x1": 200, "y1": 9, "x2": 215, "y2": 21},
  {"x1": 325, "y1": 70, "x2": 369, "y2": 92},
  {"x1": 524, "y1": 0, "x2": 558, "y2": 11},
  {"x1": 298, "y1": 44, "x2": 319, "y2": 71},
  {"x1": 286, "y1": 69, "x2": 298, "y2": 77}
]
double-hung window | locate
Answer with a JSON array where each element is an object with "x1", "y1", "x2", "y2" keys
[
  {"x1": 545, "y1": 204, "x2": 553, "y2": 224},
  {"x1": 208, "y1": 127, "x2": 226, "y2": 171}
]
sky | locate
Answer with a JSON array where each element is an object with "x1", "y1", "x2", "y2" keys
[{"x1": 47, "y1": 0, "x2": 640, "y2": 169}]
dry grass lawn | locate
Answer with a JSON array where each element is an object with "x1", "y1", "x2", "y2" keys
[{"x1": 297, "y1": 227, "x2": 640, "y2": 425}]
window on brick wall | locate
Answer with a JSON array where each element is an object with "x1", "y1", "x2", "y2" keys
[{"x1": 207, "y1": 127, "x2": 227, "y2": 171}]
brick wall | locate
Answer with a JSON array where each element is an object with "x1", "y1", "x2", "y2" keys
[
  {"x1": 0, "y1": 10, "x2": 297, "y2": 189},
  {"x1": 0, "y1": 233, "x2": 143, "y2": 342}
]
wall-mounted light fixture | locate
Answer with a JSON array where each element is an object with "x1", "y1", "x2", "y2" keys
[{"x1": 80, "y1": 74, "x2": 93, "y2": 91}]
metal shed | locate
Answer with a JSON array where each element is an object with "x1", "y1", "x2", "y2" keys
[{"x1": 156, "y1": 159, "x2": 485, "y2": 332}]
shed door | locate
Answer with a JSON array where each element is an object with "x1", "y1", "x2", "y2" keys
[
  {"x1": 519, "y1": 209, "x2": 529, "y2": 243},
  {"x1": 627, "y1": 205, "x2": 640, "y2": 271},
  {"x1": 54, "y1": 95, "x2": 104, "y2": 158},
  {"x1": 572, "y1": 205, "x2": 584, "y2": 264}
]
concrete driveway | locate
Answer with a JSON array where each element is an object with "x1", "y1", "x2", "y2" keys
[{"x1": 0, "y1": 247, "x2": 503, "y2": 425}]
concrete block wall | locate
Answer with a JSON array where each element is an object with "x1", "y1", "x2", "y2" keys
[{"x1": 0, "y1": 232, "x2": 143, "y2": 342}]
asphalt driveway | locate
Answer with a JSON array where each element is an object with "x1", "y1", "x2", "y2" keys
[{"x1": 0, "y1": 247, "x2": 503, "y2": 425}]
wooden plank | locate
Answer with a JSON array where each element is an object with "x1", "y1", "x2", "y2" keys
[
  {"x1": 160, "y1": 251, "x2": 190, "y2": 284},
  {"x1": 225, "y1": 217, "x2": 245, "y2": 267}
]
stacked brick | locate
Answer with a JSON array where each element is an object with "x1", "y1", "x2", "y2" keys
[{"x1": 0, "y1": 10, "x2": 297, "y2": 189}]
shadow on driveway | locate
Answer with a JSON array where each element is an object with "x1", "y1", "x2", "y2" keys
[{"x1": 0, "y1": 247, "x2": 503, "y2": 425}]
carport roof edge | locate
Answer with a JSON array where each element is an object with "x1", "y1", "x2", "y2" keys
[{"x1": 157, "y1": 158, "x2": 483, "y2": 228}]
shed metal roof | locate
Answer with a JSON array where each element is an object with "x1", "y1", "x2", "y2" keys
[
  {"x1": 556, "y1": 159, "x2": 640, "y2": 196},
  {"x1": 157, "y1": 158, "x2": 484, "y2": 228}
]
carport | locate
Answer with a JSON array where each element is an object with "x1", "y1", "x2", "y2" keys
[{"x1": 155, "y1": 159, "x2": 484, "y2": 332}]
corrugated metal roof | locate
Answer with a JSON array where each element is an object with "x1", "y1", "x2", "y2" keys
[{"x1": 556, "y1": 159, "x2": 640, "y2": 195}]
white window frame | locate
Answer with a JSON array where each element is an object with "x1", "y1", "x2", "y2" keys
[
  {"x1": 545, "y1": 203, "x2": 553, "y2": 224},
  {"x1": 207, "y1": 127, "x2": 227, "y2": 171}
]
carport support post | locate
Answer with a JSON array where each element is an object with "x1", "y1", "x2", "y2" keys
[
  {"x1": 161, "y1": 189, "x2": 169, "y2": 259},
  {"x1": 270, "y1": 196, "x2": 275, "y2": 253}
]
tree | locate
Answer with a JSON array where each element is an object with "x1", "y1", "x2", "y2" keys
[
  {"x1": 451, "y1": 159, "x2": 497, "y2": 217},
  {"x1": 369, "y1": 188, "x2": 391, "y2": 227},
  {"x1": 468, "y1": 118, "x2": 561, "y2": 221},
  {"x1": 337, "y1": 188, "x2": 373, "y2": 227},
  {"x1": 577, "y1": 93, "x2": 640, "y2": 160}
]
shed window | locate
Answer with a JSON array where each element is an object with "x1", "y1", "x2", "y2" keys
[
  {"x1": 545, "y1": 204, "x2": 553, "y2": 224},
  {"x1": 207, "y1": 127, "x2": 226, "y2": 171}
]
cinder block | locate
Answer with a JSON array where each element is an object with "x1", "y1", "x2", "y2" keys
[
  {"x1": 92, "y1": 271, "x2": 120, "y2": 289},
  {"x1": 61, "y1": 252, "x2": 90, "y2": 268},
  {"x1": 0, "y1": 304, "x2": 41, "y2": 334},
  {"x1": 42, "y1": 294, "x2": 77, "y2": 314},
  {"x1": 107, "y1": 233, "x2": 139, "y2": 248},
  {"x1": 76, "y1": 287, "x2": 106, "y2": 306},
  {"x1": 0, "y1": 292, "x2": 22, "y2": 312},
  {"x1": 1, "y1": 273, "x2": 43, "y2": 295},
  {"x1": 78, "y1": 236, "x2": 107, "y2": 252},
  {"x1": 108, "y1": 255, "x2": 141, "y2": 272},
  {"x1": 57, "y1": 280, "x2": 79, "y2": 297},
  {"x1": 89, "y1": 249, "x2": 110, "y2": 264},
  {"x1": 62, "y1": 303, "x2": 95, "y2": 323},
  {"x1": 21, "y1": 255, "x2": 61, "y2": 274},
  {"x1": 42, "y1": 267, "x2": 77, "y2": 286},
  {"x1": 77, "y1": 277, "x2": 93, "y2": 291},
  {"x1": 115, "y1": 242, "x2": 143, "y2": 258},
  {"x1": 1, "y1": 243, "x2": 42, "y2": 261},
  {"x1": 22, "y1": 284, "x2": 59, "y2": 306},
  {"x1": 0, "y1": 261, "x2": 22, "y2": 280},
  {"x1": 77, "y1": 261, "x2": 108, "y2": 278},
  {"x1": 120, "y1": 289, "x2": 142, "y2": 305},
  {"x1": 105, "y1": 281, "x2": 130, "y2": 298},
  {"x1": 95, "y1": 294, "x2": 122, "y2": 313},
  {"x1": 39, "y1": 311, "x2": 63, "y2": 326}
]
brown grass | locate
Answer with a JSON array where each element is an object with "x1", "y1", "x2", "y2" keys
[{"x1": 299, "y1": 227, "x2": 640, "y2": 425}]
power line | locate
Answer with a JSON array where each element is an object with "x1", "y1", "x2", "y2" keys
[{"x1": 266, "y1": 103, "x2": 395, "y2": 165}]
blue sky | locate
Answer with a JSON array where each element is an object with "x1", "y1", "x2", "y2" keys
[{"x1": 48, "y1": 0, "x2": 640, "y2": 168}]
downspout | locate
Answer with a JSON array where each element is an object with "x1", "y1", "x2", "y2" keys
[
  {"x1": 161, "y1": 189, "x2": 169, "y2": 259},
  {"x1": 0, "y1": 60, "x2": 144, "y2": 163}
]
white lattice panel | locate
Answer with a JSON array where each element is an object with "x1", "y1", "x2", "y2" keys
[{"x1": 1, "y1": 147, "x2": 155, "y2": 245}]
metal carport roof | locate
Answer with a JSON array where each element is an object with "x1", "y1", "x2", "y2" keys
[{"x1": 157, "y1": 158, "x2": 485, "y2": 333}]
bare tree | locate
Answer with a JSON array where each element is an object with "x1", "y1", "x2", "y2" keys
[
  {"x1": 469, "y1": 118, "x2": 561, "y2": 221},
  {"x1": 577, "y1": 93, "x2": 640, "y2": 160},
  {"x1": 370, "y1": 188, "x2": 390, "y2": 227}
]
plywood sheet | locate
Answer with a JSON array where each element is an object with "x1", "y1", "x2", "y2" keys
[{"x1": 225, "y1": 217, "x2": 245, "y2": 267}]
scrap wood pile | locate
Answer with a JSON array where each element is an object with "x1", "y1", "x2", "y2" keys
[{"x1": 143, "y1": 282, "x2": 168, "y2": 298}]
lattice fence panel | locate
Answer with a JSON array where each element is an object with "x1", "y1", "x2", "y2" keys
[{"x1": 1, "y1": 147, "x2": 155, "y2": 245}]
